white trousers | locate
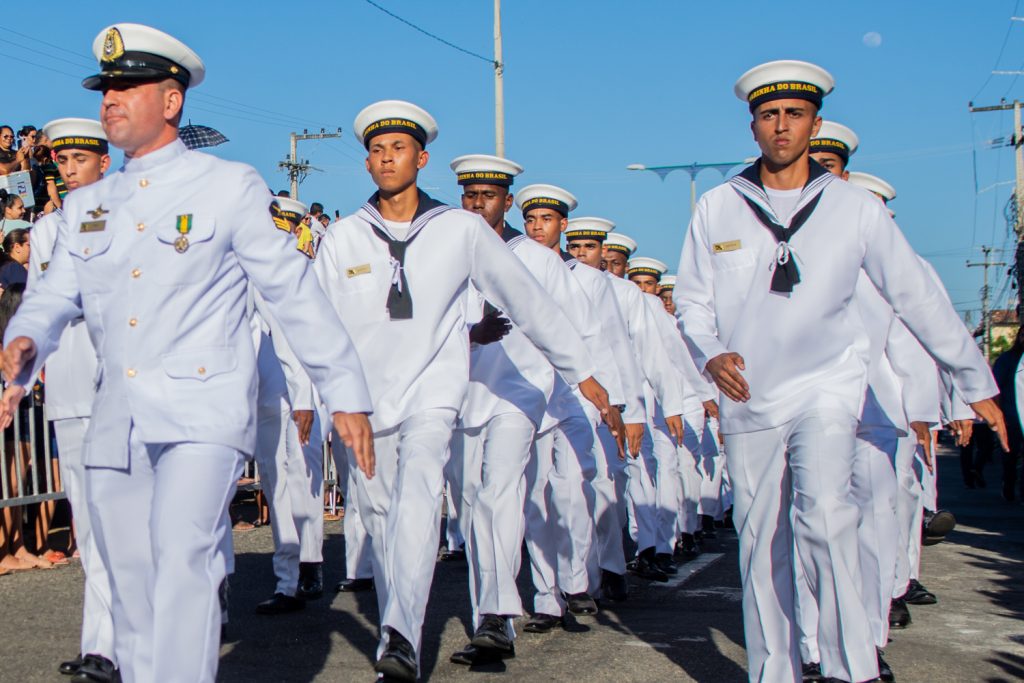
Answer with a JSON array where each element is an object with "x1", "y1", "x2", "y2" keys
[
  {"x1": 918, "y1": 446, "x2": 938, "y2": 512},
  {"x1": 524, "y1": 413, "x2": 596, "y2": 616},
  {"x1": 697, "y1": 416, "x2": 726, "y2": 520},
  {"x1": 55, "y1": 417, "x2": 115, "y2": 662},
  {"x1": 329, "y1": 432, "x2": 373, "y2": 580},
  {"x1": 651, "y1": 420, "x2": 683, "y2": 552},
  {"x1": 726, "y1": 411, "x2": 877, "y2": 683},
  {"x1": 443, "y1": 478, "x2": 465, "y2": 551},
  {"x1": 349, "y1": 408, "x2": 456, "y2": 665},
  {"x1": 254, "y1": 405, "x2": 324, "y2": 596},
  {"x1": 87, "y1": 433, "x2": 244, "y2": 683},
  {"x1": 677, "y1": 409, "x2": 706, "y2": 536},
  {"x1": 796, "y1": 425, "x2": 899, "y2": 662},
  {"x1": 625, "y1": 428, "x2": 659, "y2": 554},
  {"x1": 451, "y1": 413, "x2": 535, "y2": 632},
  {"x1": 894, "y1": 436, "x2": 925, "y2": 594},
  {"x1": 589, "y1": 422, "x2": 628, "y2": 586}
]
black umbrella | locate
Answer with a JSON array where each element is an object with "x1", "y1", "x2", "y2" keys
[{"x1": 178, "y1": 121, "x2": 229, "y2": 150}]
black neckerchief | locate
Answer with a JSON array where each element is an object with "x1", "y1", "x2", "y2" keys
[
  {"x1": 728, "y1": 158, "x2": 834, "y2": 294},
  {"x1": 359, "y1": 189, "x2": 452, "y2": 320}
]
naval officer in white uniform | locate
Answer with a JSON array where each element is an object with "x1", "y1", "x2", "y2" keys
[
  {"x1": 313, "y1": 101, "x2": 620, "y2": 682},
  {"x1": 1, "y1": 24, "x2": 374, "y2": 683},
  {"x1": 675, "y1": 59, "x2": 1006, "y2": 683},
  {"x1": 28, "y1": 118, "x2": 116, "y2": 683}
]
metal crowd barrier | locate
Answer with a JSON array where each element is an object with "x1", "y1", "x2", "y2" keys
[{"x1": 0, "y1": 396, "x2": 344, "y2": 513}]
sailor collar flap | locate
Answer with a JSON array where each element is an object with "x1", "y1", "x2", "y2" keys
[
  {"x1": 357, "y1": 189, "x2": 453, "y2": 242},
  {"x1": 501, "y1": 222, "x2": 528, "y2": 249}
]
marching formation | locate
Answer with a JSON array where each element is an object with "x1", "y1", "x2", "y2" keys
[{"x1": 0, "y1": 21, "x2": 1010, "y2": 683}]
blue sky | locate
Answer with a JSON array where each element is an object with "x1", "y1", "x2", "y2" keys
[{"x1": 2, "y1": 1, "x2": 1022, "y2": 322}]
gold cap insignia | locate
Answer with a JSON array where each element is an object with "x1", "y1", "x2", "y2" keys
[{"x1": 101, "y1": 28, "x2": 125, "y2": 63}]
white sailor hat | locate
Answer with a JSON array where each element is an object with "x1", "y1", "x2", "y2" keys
[
  {"x1": 734, "y1": 60, "x2": 834, "y2": 112},
  {"x1": 450, "y1": 154, "x2": 523, "y2": 187},
  {"x1": 847, "y1": 171, "x2": 896, "y2": 203},
  {"x1": 628, "y1": 256, "x2": 668, "y2": 280},
  {"x1": 271, "y1": 196, "x2": 308, "y2": 230},
  {"x1": 565, "y1": 216, "x2": 615, "y2": 242},
  {"x1": 42, "y1": 118, "x2": 108, "y2": 154},
  {"x1": 354, "y1": 100, "x2": 438, "y2": 149},
  {"x1": 515, "y1": 184, "x2": 578, "y2": 218},
  {"x1": 659, "y1": 275, "x2": 677, "y2": 290},
  {"x1": 604, "y1": 232, "x2": 638, "y2": 257},
  {"x1": 810, "y1": 121, "x2": 859, "y2": 162},
  {"x1": 83, "y1": 23, "x2": 205, "y2": 91}
]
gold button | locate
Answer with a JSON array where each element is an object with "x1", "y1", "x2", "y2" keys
[
  {"x1": 197, "y1": 367, "x2": 206, "y2": 375},
  {"x1": 139, "y1": 179, "x2": 149, "y2": 188},
  {"x1": 131, "y1": 268, "x2": 141, "y2": 279},
  {"x1": 83, "y1": 247, "x2": 91, "y2": 255},
  {"x1": 137, "y1": 223, "x2": 145, "y2": 232},
  {"x1": 129, "y1": 318, "x2": 138, "y2": 327},
  {"x1": 127, "y1": 368, "x2": 137, "y2": 378}
]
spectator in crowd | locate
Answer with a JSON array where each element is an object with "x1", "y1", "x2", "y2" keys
[
  {"x1": 0, "y1": 229, "x2": 30, "y2": 293},
  {"x1": 30, "y1": 144, "x2": 61, "y2": 215},
  {"x1": 0, "y1": 283, "x2": 53, "y2": 572},
  {"x1": 993, "y1": 326, "x2": 1024, "y2": 500},
  {"x1": 17, "y1": 126, "x2": 37, "y2": 151},
  {"x1": 0, "y1": 126, "x2": 30, "y2": 176},
  {"x1": 0, "y1": 191, "x2": 32, "y2": 236},
  {"x1": 318, "y1": 213, "x2": 331, "y2": 230}
]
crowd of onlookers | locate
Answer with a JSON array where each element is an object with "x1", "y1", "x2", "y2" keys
[{"x1": 969, "y1": 326, "x2": 1024, "y2": 501}]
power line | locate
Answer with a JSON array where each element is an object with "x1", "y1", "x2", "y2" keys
[
  {"x1": 973, "y1": 0, "x2": 1022, "y2": 100},
  {"x1": 362, "y1": 0, "x2": 497, "y2": 66}
]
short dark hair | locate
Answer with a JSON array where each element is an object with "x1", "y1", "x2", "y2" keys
[
  {"x1": 17, "y1": 125, "x2": 36, "y2": 137},
  {"x1": 309, "y1": 202, "x2": 324, "y2": 216},
  {"x1": 277, "y1": 190, "x2": 291, "y2": 197}
]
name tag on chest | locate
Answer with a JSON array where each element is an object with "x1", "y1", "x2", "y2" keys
[
  {"x1": 80, "y1": 220, "x2": 106, "y2": 233},
  {"x1": 346, "y1": 264, "x2": 371, "y2": 278},
  {"x1": 712, "y1": 240, "x2": 741, "y2": 253}
]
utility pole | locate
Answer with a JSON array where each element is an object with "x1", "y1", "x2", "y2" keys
[
  {"x1": 494, "y1": 0, "x2": 505, "y2": 157},
  {"x1": 278, "y1": 127, "x2": 343, "y2": 200},
  {"x1": 967, "y1": 245, "x2": 1007, "y2": 358}
]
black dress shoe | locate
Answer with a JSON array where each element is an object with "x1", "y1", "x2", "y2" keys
[
  {"x1": 335, "y1": 577, "x2": 374, "y2": 592},
  {"x1": 655, "y1": 553, "x2": 678, "y2": 575},
  {"x1": 888, "y1": 598, "x2": 911, "y2": 629},
  {"x1": 523, "y1": 612, "x2": 563, "y2": 633},
  {"x1": 564, "y1": 591, "x2": 598, "y2": 616},
  {"x1": 470, "y1": 614, "x2": 514, "y2": 652},
  {"x1": 601, "y1": 569, "x2": 629, "y2": 602},
  {"x1": 630, "y1": 550, "x2": 669, "y2": 582},
  {"x1": 255, "y1": 592, "x2": 306, "y2": 615},
  {"x1": 450, "y1": 642, "x2": 514, "y2": 665},
  {"x1": 675, "y1": 533, "x2": 699, "y2": 560},
  {"x1": 902, "y1": 579, "x2": 937, "y2": 605},
  {"x1": 438, "y1": 546, "x2": 467, "y2": 562},
  {"x1": 801, "y1": 661, "x2": 824, "y2": 682},
  {"x1": 701, "y1": 515, "x2": 718, "y2": 539},
  {"x1": 297, "y1": 562, "x2": 324, "y2": 600},
  {"x1": 877, "y1": 647, "x2": 895, "y2": 682},
  {"x1": 70, "y1": 655, "x2": 119, "y2": 683},
  {"x1": 60, "y1": 654, "x2": 84, "y2": 676},
  {"x1": 374, "y1": 629, "x2": 417, "y2": 682},
  {"x1": 923, "y1": 509, "x2": 956, "y2": 545}
]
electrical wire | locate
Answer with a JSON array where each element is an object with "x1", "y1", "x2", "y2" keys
[
  {"x1": 362, "y1": 0, "x2": 497, "y2": 66},
  {"x1": 973, "y1": 0, "x2": 1022, "y2": 100}
]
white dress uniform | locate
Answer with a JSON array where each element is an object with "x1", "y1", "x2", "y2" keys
[
  {"x1": 7, "y1": 27, "x2": 372, "y2": 680},
  {"x1": 676, "y1": 58, "x2": 996, "y2": 683},
  {"x1": 315, "y1": 112, "x2": 597, "y2": 670},
  {"x1": 27, "y1": 206, "x2": 114, "y2": 664}
]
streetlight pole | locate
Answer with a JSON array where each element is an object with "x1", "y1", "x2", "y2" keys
[
  {"x1": 494, "y1": 0, "x2": 505, "y2": 157},
  {"x1": 627, "y1": 159, "x2": 754, "y2": 214}
]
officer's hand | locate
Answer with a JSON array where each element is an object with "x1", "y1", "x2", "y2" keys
[
  {"x1": 706, "y1": 352, "x2": 749, "y2": 403},
  {"x1": 970, "y1": 397, "x2": 1009, "y2": 452},
  {"x1": 703, "y1": 400, "x2": 719, "y2": 420},
  {"x1": 625, "y1": 422, "x2": 645, "y2": 459},
  {"x1": 946, "y1": 419, "x2": 973, "y2": 448},
  {"x1": 578, "y1": 377, "x2": 624, "y2": 457},
  {"x1": 2, "y1": 337, "x2": 37, "y2": 384},
  {"x1": 333, "y1": 412, "x2": 375, "y2": 478},
  {"x1": 0, "y1": 384, "x2": 25, "y2": 430},
  {"x1": 469, "y1": 311, "x2": 511, "y2": 346},
  {"x1": 909, "y1": 421, "x2": 933, "y2": 473},
  {"x1": 293, "y1": 410, "x2": 314, "y2": 446},
  {"x1": 665, "y1": 414, "x2": 684, "y2": 447}
]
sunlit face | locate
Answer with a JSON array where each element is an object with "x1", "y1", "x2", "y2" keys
[
  {"x1": 750, "y1": 98, "x2": 822, "y2": 168},
  {"x1": 567, "y1": 238, "x2": 603, "y2": 268},
  {"x1": 55, "y1": 149, "x2": 110, "y2": 191},
  {"x1": 524, "y1": 208, "x2": 566, "y2": 249},
  {"x1": 100, "y1": 78, "x2": 183, "y2": 155},
  {"x1": 461, "y1": 183, "x2": 512, "y2": 231},
  {"x1": 9, "y1": 235, "x2": 30, "y2": 264},
  {"x1": 603, "y1": 249, "x2": 628, "y2": 278},
  {"x1": 659, "y1": 288, "x2": 675, "y2": 314},
  {"x1": 4, "y1": 196, "x2": 25, "y2": 220},
  {"x1": 0, "y1": 127, "x2": 14, "y2": 151},
  {"x1": 809, "y1": 151, "x2": 848, "y2": 179},
  {"x1": 630, "y1": 273, "x2": 660, "y2": 295},
  {"x1": 365, "y1": 132, "x2": 427, "y2": 195}
]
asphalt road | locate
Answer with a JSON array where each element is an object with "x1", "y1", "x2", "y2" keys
[{"x1": 1, "y1": 444, "x2": 1023, "y2": 682}]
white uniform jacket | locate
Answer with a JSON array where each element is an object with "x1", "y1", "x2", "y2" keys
[
  {"x1": 644, "y1": 293, "x2": 715, "y2": 417},
  {"x1": 26, "y1": 210, "x2": 98, "y2": 420},
  {"x1": 460, "y1": 226, "x2": 621, "y2": 431},
  {"x1": 313, "y1": 193, "x2": 595, "y2": 433},
  {"x1": 6, "y1": 140, "x2": 371, "y2": 467},
  {"x1": 675, "y1": 160, "x2": 995, "y2": 434}
]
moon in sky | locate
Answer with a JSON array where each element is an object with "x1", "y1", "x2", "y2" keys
[{"x1": 863, "y1": 31, "x2": 883, "y2": 47}]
